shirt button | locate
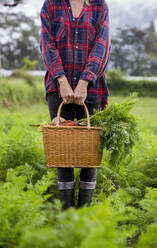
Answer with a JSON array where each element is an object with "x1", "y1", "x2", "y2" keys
[
  {"x1": 74, "y1": 77, "x2": 77, "y2": 80},
  {"x1": 73, "y1": 18, "x2": 75, "y2": 21},
  {"x1": 68, "y1": 6, "x2": 71, "y2": 9},
  {"x1": 76, "y1": 31, "x2": 78, "y2": 34},
  {"x1": 76, "y1": 46, "x2": 78, "y2": 49}
]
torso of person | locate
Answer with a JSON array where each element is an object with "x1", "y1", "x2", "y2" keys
[
  {"x1": 69, "y1": 0, "x2": 85, "y2": 18},
  {"x1": 41, "y1": 0, "x2": 110, "y2": 108}
]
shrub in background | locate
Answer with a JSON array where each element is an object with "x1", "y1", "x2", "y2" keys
[
  {"x1": 21, "y1": 56, "x2": 38, "y2": 71},
  {"x1": 107, "y1": 69, "x2": 157, "y2": 97},
  {"x1": 0, "y1": 77, "x2": 45, "y2": 108}
]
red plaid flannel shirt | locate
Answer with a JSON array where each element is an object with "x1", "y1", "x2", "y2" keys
[{"x1": 40, "y1": 0, "x2": 110, "y2": 109}]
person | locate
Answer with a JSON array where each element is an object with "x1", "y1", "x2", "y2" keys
[{"x1": 40, "y1": 0, "x2": 110, "y2": 209}]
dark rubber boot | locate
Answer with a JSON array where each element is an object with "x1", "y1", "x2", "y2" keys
[
  {"x1": 78, "y1": 188, "x2": 94, "y2": 208},
  {"x1": 59, "y1": 189, "x2": 75, "y2": 210}
]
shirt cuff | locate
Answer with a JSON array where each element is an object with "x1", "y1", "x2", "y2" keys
[
  {"x1": 79, "y1": 70, "x2": 97, "y2": 87},
  {"x1": 51, "y1": 68, "x2": 66, "y2": 81}
]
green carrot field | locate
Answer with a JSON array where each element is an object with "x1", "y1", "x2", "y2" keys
[{"x1": 0, "y1": 77, "x2": 157, "y2": 248}]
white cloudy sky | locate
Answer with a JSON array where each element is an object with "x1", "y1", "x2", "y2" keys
[{"x1": 1, "y1": 0, "x2": 157, "y2": 32}]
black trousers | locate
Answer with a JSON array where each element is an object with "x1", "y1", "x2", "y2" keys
[{"x1": 46, "y1": 92, "x2": 101, "y2": 190}]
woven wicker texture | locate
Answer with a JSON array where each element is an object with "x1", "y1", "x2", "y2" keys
[{"x1": 42, "y1": 102, "x2": 102, "y2": 168}]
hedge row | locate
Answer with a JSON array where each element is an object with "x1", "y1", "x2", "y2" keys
[
  {"x1": 0, "y1": 75, "x2": 45, "y2": 108},
  {"x1": 107, "y1": 70, "x2": 157, "y2": 97}
]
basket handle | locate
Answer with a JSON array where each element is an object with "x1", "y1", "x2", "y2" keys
[{"x1": 56, "y1": 102, "x2": 91, "y2": 129}]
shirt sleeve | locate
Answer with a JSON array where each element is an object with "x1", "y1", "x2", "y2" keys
[
  {"x1": 79, "y1": 2, "x2": 110, "y2": 87},
  {"x1": 40, "y1": 0, "x2": 66, "y2": 80}
]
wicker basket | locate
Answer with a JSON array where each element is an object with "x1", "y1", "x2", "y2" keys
[{"x1": 42, "y1": 102, "x2": 102, "y2": 168}]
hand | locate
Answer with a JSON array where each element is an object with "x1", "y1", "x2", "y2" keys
[
  {"x1": 57, "y1": 76, "x2": 74, "y2": 104},
  {"x1": 73, "y1": 79, "x2": 89, "y2": 105}
]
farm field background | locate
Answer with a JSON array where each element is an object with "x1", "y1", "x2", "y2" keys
[
  {"x1": 0, "y1": 76, "x2": 157, "y2": 248},
  {"x1": 1, "y1": 94, "x2": 157, "y2": 134}
]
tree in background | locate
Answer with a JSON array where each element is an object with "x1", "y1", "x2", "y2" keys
[
  {"x1": 145, "y1": 21, "x2": 157, "y2": 76},
  {"x1": 1, "y1": 1, "x2": 157, "y2": 76},
  {"x1": 0, "y1": 11, "x2": 45, "y2": 70},
  {"x1": 146, "y1": 20, "x2": 157, "y2": 60},
  {"x1": 110, "y1": 21, "x2": 157, "y2": 76},
  {"x1": 3, "y1": 0, "x2": 22, "y2": 7}
]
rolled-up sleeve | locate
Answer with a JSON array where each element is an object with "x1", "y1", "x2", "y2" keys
[
  {"x1": 79, "y1": 2, "x2": 110, "y2": 87},
  {"x1": 40, "y1": 0, "x2": 65, "y2": 80}
]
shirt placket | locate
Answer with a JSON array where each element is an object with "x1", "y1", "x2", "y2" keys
[
  {"x1": 73, "y1": 21, "x2": 78, "y2": 89},
  {"x1": 64, "y1": 0, "x2": 87, "y2": 89}
]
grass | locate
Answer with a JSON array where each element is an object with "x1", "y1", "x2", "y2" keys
[
  {"x1": 1, "y1": 75, "x2": 156, "y2": 135},
  {"x1": 1, "y1": 94, "x2": 157, "y2": 134}
]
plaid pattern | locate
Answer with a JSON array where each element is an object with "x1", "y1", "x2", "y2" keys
[{"x1": 40, "y1": 0, "x2": 110, "y2": 109}]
